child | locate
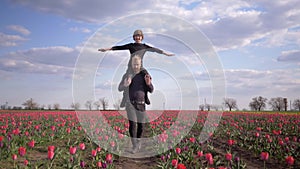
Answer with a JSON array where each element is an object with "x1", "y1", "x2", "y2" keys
[{"x1": 98, "y1": 29, "x2": 174, "y2": 107}]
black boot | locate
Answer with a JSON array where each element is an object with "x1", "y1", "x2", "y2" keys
[{"x1": 131, "y1": 138, "x2": 139, "y2": 154}]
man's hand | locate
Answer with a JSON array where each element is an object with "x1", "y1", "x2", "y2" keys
[{"x1": 145, "y1": 74, "x2": 152, "y2": 85}]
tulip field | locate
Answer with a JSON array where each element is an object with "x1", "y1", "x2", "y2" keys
[{"x1": 0, "y1": 110, "x2": 299, "y2": 169}]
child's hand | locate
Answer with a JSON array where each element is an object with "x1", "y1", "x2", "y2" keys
[
  {"x1": 124, "y1": 76, "x2": 132, "y2": 87},
  {"x1": 145, "y1": 74, "x2": 152, "y2": 85}
]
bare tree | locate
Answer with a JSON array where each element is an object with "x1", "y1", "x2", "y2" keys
[
  {"x1": 223, "y1": 98, "x2": 237, "y2": 111},
  {"x1": 47, "y1": 104, "x2": 52, "y2": 110},
  {"x1": 22, "y1": 98, "x2": 39, "y2": 109},
  {"x1": 199, "y1": 104, "x2": 205, "y2": 111},
  {"x1": 249, "y1": 96, "x2": 267, "y2": 111},
  {"x1": 292, "y1": 99, "x2": 300, "y2": 111},
  {"x1": 268, "y1": 97, "x2": 285, "y2": 111},
  {"x1": 94, "y1": 101, "x2": 101, "y2": 110},
  {"x1": 99, "y1": 97, "x2": 109, "y2": 110},
  {"x1": 53, "y1": 103, "x2": 60, "y2": 110},
  {"x1": 71, "y1": 102, "x2": 80, "y2": 110},
  {"x1": 113, "y1": 99, "x2": 122, "y2": 110},
  {"x1": 85, "y1": 100, "x2": 93, "y2": 110},
  {"x1": 205, "y1": 104, "x2": 211, "y2": 111}
]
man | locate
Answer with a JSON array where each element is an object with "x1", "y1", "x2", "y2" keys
[{"x1": 118, "y1": 55, "x2": 154, "y2": 153}]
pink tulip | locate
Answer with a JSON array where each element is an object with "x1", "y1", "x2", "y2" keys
[
  {"x1": 48, "y1": 151, "x2": 55, "y2": 160},
  {"x1": 91, "y1": 149, "x2": 97, "y2": 157},
  {"x1": 69, "y1": 146, "x2": 77, "y2": 155},
  {"x1": 225, "y1": 153, "x2": 232, "y2": 161},
  {"x1": 172, "y1": 159, "x2": 178, "y2": 167},
  {"x1": 286, "y1": 156, "x2": 294, "y2": 165},
  {"x1": 79, "y1": 143, "x2": 85, "y2": 150},
  {"x1": 260, "y1": 152, "x2": 269, "y2": 161},
  {"x1": 18, "y1": 146, "x2": 26, "y2": 156},
  {"x1": 28, "y1": 140, "x2": 35, "y2": 148},
  {"x1": 48, "y1": 145, "x2": 55, "y2": 152}
]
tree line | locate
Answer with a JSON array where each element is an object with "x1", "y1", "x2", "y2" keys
[
  {"x1": 1, "y1": 96, "x2": 300, "y2": 111},
  {"x1": 200, "y1": 96, "x2": 300, "y2": 111}
]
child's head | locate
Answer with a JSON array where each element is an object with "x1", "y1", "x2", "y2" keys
[{"x1": 133, "y1": 30, "x2": 144, "y2": 42}]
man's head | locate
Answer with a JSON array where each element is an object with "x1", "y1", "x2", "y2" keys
[{"x1": 131, "y1": 55, "x2": 142, "y2": 74}]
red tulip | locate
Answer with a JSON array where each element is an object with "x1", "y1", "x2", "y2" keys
[
  {"x1": 48, "y1": 145, "x2": 55, "y2": 152},
  {"x1": 91, "y1": 149, "x2": 97, "y2": 157},
  {"x1": 197, "y1": 151, "x2": 203, "y2": 158},
  {"x1": 225, "y1": 153, "x2": 232, "y2": 161},
  {"x1": 24, "y1": 159, "x2": 28, "y2": 166},
  {"x1": 172, "y1": 159, "x2": 178, "y2": 167},
  {"x1": 106, "y1": 153, "x2": 113, "y2": 163},
  {"x1": 69, "y1": 146, "x2": 77, "y2": 155},
  {"x1": 175, "y1": 147, "x2": 181, "y2": 154},
  {"x1": 177, "y1": 163, "x2": 186, "y2": 169},
  {"x1": 260, "y1": 152, "x2": 269, "y2": 161},
  {"x1": 189, "y1": 137, "x2": 196, "y2": 143},
  {"x1": 286, "y1": 156, "x2": 294, "y2": 165},
  {"x1": 97, "y1": 161, "x2": 102, "y2": 168},
  {"x1": 18, "y1": 146, "x2": 26, "y2": 156},
  {"x1": 205, "y1": 153, "x2": 214, "y2": 165},
  {"x1": 228, "y1": 139, "x2": 235, "y2": 146},
  {"x1": 0, "y1": 136, "x2": 3, "y2": 142},
  {"x1": 79, "y1": 143, "x2": 85, "y2": 150},
  {"x1": 48, "y1": 151, "x2": 55, "y2": 160},
  {"x1": 12, "y1": 154, "x2": 17, "y2": 160},
  {"x1": 28, "y1": 140, "x2": 35, "y2": 148}
]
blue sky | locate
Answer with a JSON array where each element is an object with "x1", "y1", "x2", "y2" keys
[{"x1": 0, "y1": 0, "x2": 299, "y2": 110}]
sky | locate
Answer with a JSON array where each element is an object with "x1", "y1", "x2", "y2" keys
[{"x1": 0, "y1": 0, "x2": 299, "y2": 110}]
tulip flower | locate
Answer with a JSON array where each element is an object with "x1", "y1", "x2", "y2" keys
[
  {"x1": 205, "y1": 153, "x2": 213, "y2": 165},
  {"x1": 260, "y1": 152, "x2": 269, "y2": 160},
  {"x1": 69, "y1": 146, "x2": 77, "y2": 155},
  {"x1": 97, "y1": 161, "x2": 102, "y2": 168},
  {"x1": 285, "y1": 156, "x2": 294, "y2": 166},
  {"x1": 197, "y1": 151, "x2": 203, "y2": 158},
  {"x1": 172, "y1": 159, "x2": 178, "y2": 167},
  {"x1": 28, "y1": 140, "x2": 35, "y2": 148},
  {"x1": 80, "y1": 160, "x2": 85, "y2": 168},
  {"x1": 18, "y1": 146, "x2": 26, "y2": 156},
  {"x1": 48, "y1": 145, "x2": 55, "y2": 152},
  {"x1": 24, "y1": 159, "x2": 29, "y2": 166},
  {"x1": 227, "y1": 139, "x2": 235, "y2": 146},
  {"x1": 91, "y1": 149, "x2": 97, "y2": 157},
  {"x1": 12, "y1": 154, "x2": 17, "y2": 160},
  {"x1": 79, "y1": 143, "x2": 85, "y2": 150},
  {"x1": 225, "y1": 153, "x2": 232, "y2": 161},
  {"x1": 177, "y1": 163, "x2": 186, "y2": 169},
  {"x1": 106, "y1": 153, "x2": 113, "y2": 163},
  {"x1": 189, "y1": 137, "x2": 196, "y2": 143},
  {"x1": 175, "y1": 147, "x2": 181, "y2": 154},
  {"x1": 48, "y1": 150, "x2": 55, "y2": 160}
]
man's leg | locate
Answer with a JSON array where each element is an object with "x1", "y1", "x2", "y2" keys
[{"x1": 126, "y1": 103, "x2": 137, "y2": 145}]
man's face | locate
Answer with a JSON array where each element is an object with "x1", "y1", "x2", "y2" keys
[{"x1": 132, "y1": 58, "x2": 141, "y2": 74}]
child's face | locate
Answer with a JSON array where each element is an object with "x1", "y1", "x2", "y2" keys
[{"x1": 133, "y1": 35, "x2": 143, "y2": 43}]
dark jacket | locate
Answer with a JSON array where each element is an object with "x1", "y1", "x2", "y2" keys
[{"x1": 118, "y1": 69, "x2": 153, "y2": 109}]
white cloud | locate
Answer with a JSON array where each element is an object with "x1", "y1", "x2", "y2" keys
[
  {"x1": 277, "y1": 50, "x2": 300, "y2": 62},
  {"x1": 10, "y1": 0, "x2": 300, "y2": 51},
  {"x1": 0, "y1": 32, "x2": 27, "y2": 47},
  {"x1": 0, "y1": 46, "x2": 77, "y2": 76},
  {"x1": 7, "y1": 25, "x2": 31, "y2": 35},
  {"x1": 70, "y1": 27, "x2": 91, "y2": 33}
]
